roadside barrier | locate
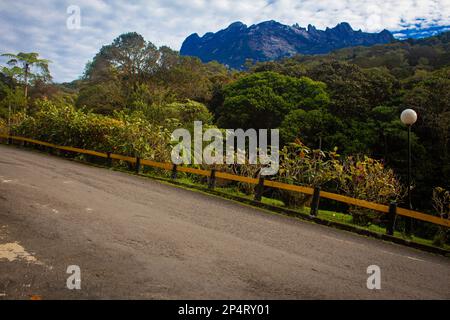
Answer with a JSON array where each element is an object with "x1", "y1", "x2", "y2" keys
[{"x1": 1, "y1": 133, "x2": 448, "y2": 232}]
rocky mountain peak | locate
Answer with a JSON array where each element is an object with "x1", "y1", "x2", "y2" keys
[{"x1": 180, "y1": 20, "x2": 395, "y2": 69}]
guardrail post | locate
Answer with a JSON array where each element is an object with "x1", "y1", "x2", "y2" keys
[
  {"x1": 208, "y1": 169, "x2": 216, "y2": 189},
  {"x1": 310, "y1": 186, "x2": 321, "y2": 216},
  {"x1": 254, "y1": 175, "x2": 265, "y2": 201},
  {"x1": 171, "y1": 164, "x2": 178, "y2": 179},
  {"x1": 386, "y1": 201, "x2": 397, "y2": 236},
  {"x1": 7, "y1": 136, "x2": 12, "y2": 145},
  {"x1": 135, "y1": 156, "x2": 141, "y2": 174},
  {"x1": 107, "y1": 152, "x2": 112, "y2": 167}
]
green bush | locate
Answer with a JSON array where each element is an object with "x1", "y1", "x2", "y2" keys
[
  {"x1": 277, "y1": 141, "x2": 339, "y2": 208},
  {"x1": 12, "y1": 99, "x2": 172, "y2": 161},
  {"x1": 0, "y1": 118, "x2": 7, "y2": 135},
  {"x1": 432, "y1": 187, "x2": 450, "y2": 246},
  {"x1": 334, "y1": 156, "x2": 405, "y2": 226}
]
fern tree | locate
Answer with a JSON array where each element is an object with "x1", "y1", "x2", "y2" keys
[{"x1": 1, "y1": 52, "x2": 51, "y2": 101}]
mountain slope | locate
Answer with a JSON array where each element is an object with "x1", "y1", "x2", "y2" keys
[{"x1": 180, "y1": 20, "x2": 394, "y2": 69}]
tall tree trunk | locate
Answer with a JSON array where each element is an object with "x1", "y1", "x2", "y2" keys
[
  {"x1": 23, "y1": 63, "x2": 29, "y2": 113},
  {"x1": 8, "y1": 101, "x2": 11, "y2": 135}
]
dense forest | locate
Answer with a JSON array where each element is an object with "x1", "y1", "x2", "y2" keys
[{"x1": 1, "y1": 31, "x2": 449, "y2": 242}]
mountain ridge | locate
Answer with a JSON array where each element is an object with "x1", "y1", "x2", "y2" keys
[{"x1": 180, "y1": 20, "x2": 395, "y2": 69}]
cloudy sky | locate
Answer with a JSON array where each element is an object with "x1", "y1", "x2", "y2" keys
[{"x1": 1, "y1": 0, "x2": 449, "y2": 82}]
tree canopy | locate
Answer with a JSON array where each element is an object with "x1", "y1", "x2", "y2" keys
[{"x1": 216, "y1": 71, "x2": 329, "y2": 129}]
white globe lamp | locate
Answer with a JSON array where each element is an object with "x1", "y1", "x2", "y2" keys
[{"x1": 400, "y1": 109, "x2": 417, "y2": 126}]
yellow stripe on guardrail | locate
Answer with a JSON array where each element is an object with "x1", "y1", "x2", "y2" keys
[
  {"x1": 1, "y1": 134, "x2": 449, "y2": 228},
  {"x1": 58, "y1": 146, "x2": 108, "y2": 158},
  {"x1": 215, "y1": 171, "x2": 259, "y2": 184},
  {"x1": 110, "y1": 153, "x2": 136, "y2": 163},
  {"x1": 12, "y1": 136, "x2": 56, "y2": 148},
  {"x1": 141, "y1": 159, "x2": 172, "y2": 170},
  {"x1": 6, "y1": 135, "x2": 110, "y2": 158},
  {"x1": 264, "y1": 180, "x2": 314, "y2": 195},
  {"x1": 397, "y1": 207, "x2": 450, "y2": 228},
  {"x1": 320, "y1": 191, "x2": 390, "y2": 213},
  {"x1": 177, "y1": 166, "x2": 211, "y2": 176}
]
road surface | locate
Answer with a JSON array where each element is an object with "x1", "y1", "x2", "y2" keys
[{"x1": 0, "y1": 144, "x2": 449, "y2": 299}]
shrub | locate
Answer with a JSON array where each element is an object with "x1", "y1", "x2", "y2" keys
[
  {"x1": 432, "y1": 187, "x2": 450, "y2": 246},
  {"x1": 112, "y1": 111, "x2": 172, "y2": 161},
  {"x1": 335, "y1": 156, "x2": 404, "y2": 226},
  {"x1": 12, "y1": 99, "x2": 172, "y2": 161},
  {"x1": 0, "y1": 118, "x2": 7, "y2": 135},
  {"x1": 277, "y1": 141, "x2": 339, "y2": 208}
]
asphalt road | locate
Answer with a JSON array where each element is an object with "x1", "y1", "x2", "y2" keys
[{"x1": 0, "y1": 144, "x2": 449, "y2": 299}]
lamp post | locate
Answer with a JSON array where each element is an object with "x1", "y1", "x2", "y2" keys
[{"x1": 400, "y1": 109, "x2": 417, "y2": 236}]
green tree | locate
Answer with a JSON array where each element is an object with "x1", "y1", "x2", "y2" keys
[
  {"x1": 85, "y1": 32, "x2": 159, "y2": 97},
  {"x1": 0, "y1": 83, "x2": 27, "y2": 131},
  {"x1": 402, "y1": 67, "x2": 450, "y2": 209},
  {"x1": 1, "y1": 52, "x2": 51, "y2": 101},
  {"x1": 166, "y1": 99, "x2": 213, "y2": 126},
  {"x1": 217, "y1": 71, "x2": 329, "y2": 129},
  {"x1": 280, "y1": 109, "x2": 344, "y2": 149},
  {"x1": 76, "y1": 81, "x2": 126, "y2": 115}
]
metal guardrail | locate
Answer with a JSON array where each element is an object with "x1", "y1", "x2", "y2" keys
[{"x1": 1, "y1": 134, "x2": 449, "y2": 230}]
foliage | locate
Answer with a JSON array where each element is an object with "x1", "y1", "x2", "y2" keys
[
  {"x1": 111, "y1": 111, "x2": 172, "y2": 160},
  {"x1": 0, "y1": 118, "x2": 7, "y2": 135},
  {"x1": 165, "y1": 100, "x2": 213, "y2": 126},
  {"x1": 79, "y1": 33, "x2": 234, "y2": 114},
  {"x1": 432, "y1": 187, "x2": 450, "y2": 219},
  {"x1": 85, "y1": 32, "x2": 158, "y2": 96},
  {"x1": 12, "y1": 100, "x2": 172, "y2": 161},
  {"x1": 244, "y1": 47, "x2": 450, "y2": 213},
  {"x1": 1, "y1": 52, "x2": 52, "y2": 100},
  {"x1": 253, "y1": 31, "x2": 450, "y2": 78},
  {"x1": 279, "y1": 141, "x2": 339, "y2": 187},
  {"x1": 431, "y1": 187, "x2": 450, "y2": 246},
  {"x1": 279, "y1": 109, "x2": 343, "y2": 148},
  {"x1": 277, "y1": 141, "x2": 339, "y2": 208},
  {"x1": 76, "y1": 81, "x2": 126, "y2": 114},
  {"x1": 1, "y1": 52, "x2": 51, "y2": 82},
  {"x1": 335, "y1": 156, "x2": 404, "y2": 225},
  {"x1": 125, "y1": 98, "x2": 213, "y2": 134},
  {"x1": 217, "y1": 71, "x2": 329, "y2": 129},
  {"x1": 0, "y1": 83, "x2": 27, "y2": 119}
]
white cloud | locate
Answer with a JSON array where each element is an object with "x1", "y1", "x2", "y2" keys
[{"x1": 0, "y1": 0, "x2": 449, "y2": 82}]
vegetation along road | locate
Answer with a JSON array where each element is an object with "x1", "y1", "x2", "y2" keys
[{"x1": 0, "y1": 145, "x2": 449, "y2": 299}]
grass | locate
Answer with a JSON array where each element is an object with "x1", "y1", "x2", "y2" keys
[{"x1": 314, "y1": 208, "x2": 449, "y2": 250}]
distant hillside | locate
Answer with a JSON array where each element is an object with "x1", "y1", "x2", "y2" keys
[
  {"x1": 180, "y1": 20, "x2": 394, "y2": 69},
  {"x1": 249, "y1": 31, "x2": 450, "y2": 79}
]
